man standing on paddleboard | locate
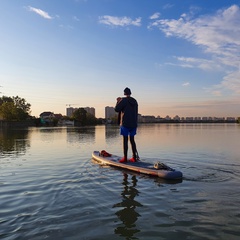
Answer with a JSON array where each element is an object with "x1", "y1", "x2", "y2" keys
[{"x1": 115, "y1": 87, "x2": 138, "y2": 163}]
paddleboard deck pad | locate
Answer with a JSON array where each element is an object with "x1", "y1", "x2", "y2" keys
[{"x1": 92, "y1": 150, "x2": 183, "y2": 180}]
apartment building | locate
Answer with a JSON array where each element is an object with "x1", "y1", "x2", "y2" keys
[
  {"x1": 105, "y1": 106, "x2": 117, "y2": 119},
  {"x1": 66, "y1": 107, "x2": 95, "y2": 117}
]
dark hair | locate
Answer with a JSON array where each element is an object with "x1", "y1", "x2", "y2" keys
[{"x1": 124, "y1": 87, "x2": 131, "y2": 95}]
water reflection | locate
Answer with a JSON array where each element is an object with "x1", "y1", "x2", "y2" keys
[
  {"x1": 66, "y1": 127, "x2": 95, "y2": 143},
  {"x1": 0, "y1": 128, "x2": 30, "y2": 156},
  {"x1": 113, "y1": 173, "x2": 142, "y2": 239},
  {"x1": 105, "y1": 125, "x2": 119, "y2": 142},
  {"x1": 37, "y1": 127, "x2": 65, "y2": 143}
]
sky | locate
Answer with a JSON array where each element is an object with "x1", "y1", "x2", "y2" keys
[{"x1": 1, "y1": 0, "x2": 240, "y2": 118}]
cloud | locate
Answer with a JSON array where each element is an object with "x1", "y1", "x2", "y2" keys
[
  {"x1": 150, "y1": 12, "x2": 160, "y2": 20},
  {"x1": 73, "y1": 16, "x2": 80, "y2": 21},
  {"x1": 165, "y1": 56, "x2": 222, "y2": 71},
  {"x1": 163, "y1": 4, "x2": 174, "y2": 10},
  {"x1": 150, "y1": 5, "x2": 240, "y2": 67},
  {"x1": 204, "y1": 69, "x2": 240, "y2": 95},
  {"x1": 211, "y1": 90, "x2": 222, "y2": 96},
  {"x1": 182, "y1": 82, "x2": 190, "y2": 87},
  {"x1": 222, "y1": 71, "x2": 240, "y2": 93},
  {"x1": 99, "y1": 15, "x2": 141, "y2": 27},
  {"x1": 150, "y1": 4, "x2": 240, "y2": 95},
  {"x1": 169, "y1": 98, "x2": 240, "y2": 117},
  {"x1": 59, "y1": 24, "x2": 74, "y2": 30},
  {"x1": 27, "y1": 6, "x2": 53, "y2": 19},
  {"x1": 175, "y1": 57, "x2": 222, "y2": 71}
]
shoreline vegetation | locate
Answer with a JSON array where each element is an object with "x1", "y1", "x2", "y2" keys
[
  {"x1": 0, "y1": 95, "x2": 239, "y2": 128},
  {"x1": 0, "y1": 117, "x2": 239, "y2": 129}
]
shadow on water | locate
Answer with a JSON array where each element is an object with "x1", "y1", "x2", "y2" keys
[{"x1": 113, "y1": 173, "x2": 142, "y2": 239}]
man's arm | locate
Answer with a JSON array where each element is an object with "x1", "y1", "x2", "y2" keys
[{"x1": 115, "y1": 98, "x2": 123, "y2": 112}]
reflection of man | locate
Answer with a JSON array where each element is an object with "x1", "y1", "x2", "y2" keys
[
  {"x1": 115, "y1": 87, "x2": 138, "y2": 163},
  {"x1": 113, "y1": 174, "x2": 142, "y2": 238}
]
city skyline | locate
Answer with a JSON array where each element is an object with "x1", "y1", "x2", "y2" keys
[
  {"x1": 64, "y1": 106, "x2": 237, "y2": 120},
  {"x1": 1, "y1": 1, "x2": 240, "y2": 118}
]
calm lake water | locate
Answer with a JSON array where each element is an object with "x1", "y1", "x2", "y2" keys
[{"x1": 0, "y1": 124, "x2": 240, "y2": 240}]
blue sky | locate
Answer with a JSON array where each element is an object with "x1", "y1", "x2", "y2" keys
[{"x1": 1, "y1": 0, "x2": 240, "y2": 118}]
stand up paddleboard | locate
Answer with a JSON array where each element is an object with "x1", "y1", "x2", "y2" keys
[{"x1": 92, "y1": 150, "x2": 183, "y2": 180}]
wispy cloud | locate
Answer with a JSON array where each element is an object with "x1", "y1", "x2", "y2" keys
[
  {"x1": 149, "y1": 4, "x2": 240, "y2": 62},
  {"x1": 59, "y1": 24, "x2": 74, "y2": 30},
  {"x1": 99, "y1": 15, "x2": 141, "y2": 27},
  {"x1": 73, "y1": 16, "x2": 80, "y2": 21},
  {"x1": 27, "y1": 6, "x2": 53, "y2": 19},
  {"x1": 204, "y1": 69, "x2": 240, "y2": 96},
  {"x1": 173, "y1": 98, "x2": 240, "y2": 110},
  {"x1": 222, "y1": 70, "x2": 240, "y2": 94},
  {"x1": 163, "y1": 4, "x2": 174, "y2": 10},
  {"x1": 182, "y1": 82, "x2": 190, "y2": 87},
  {"x1": 150, "y1": 4, "x2": 240, "y2": 94},
  {"x1": 150, "y1": 12, "x2": 160, "y2": 20},
  {"x1": 211, "y1": 90, "x2": 222, "y2": 96},
  {"x1": 175, "y1": 57, "x2": 222, "y2": 71},
  {"x1": 169, "y1": 97, "x2": 239, "y2": 117}
]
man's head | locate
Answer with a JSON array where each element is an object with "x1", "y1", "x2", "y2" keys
[{"x1": 124, "y1": 87, "x2": 131, "y2": 96}]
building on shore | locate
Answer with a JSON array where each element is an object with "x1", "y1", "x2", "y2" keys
[
  {"x1": 105, "y1": 106, "x2": 118, "y2": 123},
  {"x1": 84, "y1": 107, "x2": 95, "y2": 117},
  {"x1": 105, "y1": 106, "x2": 117, "y2": 119},
  {"x1": 66, "y1": 107, "x2": 95, "y2": 117}
]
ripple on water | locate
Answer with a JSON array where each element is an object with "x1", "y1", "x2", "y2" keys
[{"x1": 1, "y1": 124, "x2": 240, "y2": 240}]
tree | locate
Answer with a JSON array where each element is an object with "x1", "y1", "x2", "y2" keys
[
  {"x1": 0, "y1": 96, "x2": 31, "y2": 121},
  {"x1": 0, "y1": 96, "x2": 13, "y2": 105},
  {"x1": 72, "y1": 108, "x2": 87, "y2": 125},
  {"x1": 13, "y1": 96, "x2": 31, "y2": 113},
  {"x1": 237, "y1": 117, "x2": 240, "y2": 124},
  {"x1": 86, "y1": 112, "x2": 99, "y2": 125},
  {"x1": 0, "y1": 102, "x2": 16, "y2": 120}
]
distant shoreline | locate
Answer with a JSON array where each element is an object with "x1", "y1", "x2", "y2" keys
[{"x1": 0, "y1": 119, "x2": 238, "y2": 129}]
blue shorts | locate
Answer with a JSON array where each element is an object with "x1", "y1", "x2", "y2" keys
[{"x1": 120, "y1": 126, "x2": 137, "y2": 136}]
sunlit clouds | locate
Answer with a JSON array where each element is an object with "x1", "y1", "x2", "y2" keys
[
  {"x1": 97, "y1": 4, "x2": 239, "y2": 116},
  {"x1": 2, "y1": 1, "x2": 239, "y2": 118},
  {"x1": 148, "y1": 5, "x2": 240, "y2": 95}
]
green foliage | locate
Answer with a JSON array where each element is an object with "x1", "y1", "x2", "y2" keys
[
  {"x1": 0, "y1": 102, "x2": 16, "y2": 120},
  {"x1": 86, "y1": 113, "x2": 99, "y2": 125},
  {"x1": 0, "y1": 95, "x2": 31, "y2": 121},
  {"x1": 110, "y1": 114, "x2": 119, "y2": 124},
  {"x1": 237, "y1": 117, "x2": 240, "y2": 124},
  {"x1": 72, "y1": 108, "x2": 87, "y2": 125},
  {"x1": 0, "y1": 96, "x2": 13, "y2": 105},
  {"x1": 72, "y1": 108, "x2": 100, "y2": 125},
  {"x1": 13, "y1": 96, "x2": 31, "y2": 113}
]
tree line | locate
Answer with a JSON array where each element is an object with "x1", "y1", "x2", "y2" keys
[
  {"x1": 0, "y1": 95, "x2": 102, "y2": 126},
  {"x1": 1, "y1": 95, "x2": 239, "y2": 125},
  {"x1": 0, "y1": 96, "x2": 31, "y2": 121}
]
